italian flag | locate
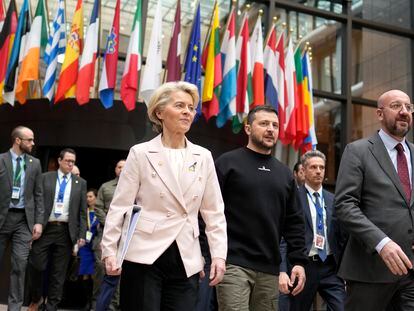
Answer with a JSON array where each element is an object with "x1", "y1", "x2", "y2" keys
[
  {"x1": 15, "y1": 0, "x2": 48, "y2": 104},
  {"x1": 120, "y1": 0, "x2": 142, "y2": 111}
]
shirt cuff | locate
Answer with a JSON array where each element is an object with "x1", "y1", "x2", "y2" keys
[{"x1": 375, "y1": 237, "x2": 391, "y2": 253}]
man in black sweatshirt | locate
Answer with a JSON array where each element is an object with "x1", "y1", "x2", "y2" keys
[{"x1": 215, "y1": 106, "x2": 308, "y2": 311}]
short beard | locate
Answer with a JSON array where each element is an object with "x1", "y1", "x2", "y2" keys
[{"x1": 250, "y1": 134, "x2": 275, "y2": 152}]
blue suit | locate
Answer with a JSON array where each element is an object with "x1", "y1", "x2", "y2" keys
[{"x1": 279, "y1": 185, "x2": 347, "y2": 311}]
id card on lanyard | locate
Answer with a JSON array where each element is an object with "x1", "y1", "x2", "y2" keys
[
  {"x1": 55, "y1": 175, "x2": 68, "y2": 216},
  {"x1": 306, "y1": 190, "x2": 326, "y2": 250},
  {"x1": 85, "y1": 208, "x2": 96, "y2": 243},
  {"x1": 11, "y1": 158, "x2": 24, "y2": 200}
]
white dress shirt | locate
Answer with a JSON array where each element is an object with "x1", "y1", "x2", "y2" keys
[{"x1": 49, "y1": 170, "x2": 72, "y2": 222}]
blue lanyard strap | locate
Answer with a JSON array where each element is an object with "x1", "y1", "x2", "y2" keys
[
  {"x1": 57, "y1": 175, "x2": 69, "y2": 202},
  {"x1": 306, "y1": 190, "x2": 325, "y2": 232}
]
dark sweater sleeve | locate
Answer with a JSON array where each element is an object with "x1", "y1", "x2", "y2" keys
[{"x1": 283, "y1": 180, "x2": 308, "y2": 267}]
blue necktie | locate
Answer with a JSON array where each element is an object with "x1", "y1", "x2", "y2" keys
[
  {"x1": 55, "y1": 175, "x2": 67, "y2": 218},
  {"x1": 314, "y1": 192, "x2": 327, "y2": 261}
]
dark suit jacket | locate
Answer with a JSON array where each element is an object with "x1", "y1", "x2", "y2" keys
[
  {"x1": 42, "y1": 171, "x2": 87, "y2": 244},
  {"x1": 335, "y1": 132, "x2": 414, "y2": 283},
  {"x1": 280, "y1": 185, "x2": 346, "y2": 272},
  {"x1": 0, "y1": 151, "x2": 44, "y2": 231}
]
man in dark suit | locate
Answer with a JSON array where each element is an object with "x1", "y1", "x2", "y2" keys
[
  {"x1": 335, "y1": 89, "x2": 414, "y2": 310},
  {"x1": 27, "y1": 148, "x2": 87, "y2": 311},
  {"x1": 280, "y1": 150, "x2": 346, "y2": 311},
  {"x1": 0, "y1": 126, "x2": 44, "y2": 311}
]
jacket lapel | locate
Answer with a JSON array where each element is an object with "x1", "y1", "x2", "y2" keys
[
  {"x1": 407, "y1": 141, "x2": 414, "y2": 207},
  {"x1": 46, "y1": 172, "x2": 58, "y2": 218},
  {"x1": 299, "y1": 186, "x2": 313, "y2": 231},
  {"x1": 180, "y1": 140, "x2": 202, "y2": 197},
  {"x1": 4, "y1": 152, "x2": 13, "y2": 188},
  {"x1": 369, "y1": 133, "x2": 408, "y2": 205},
  {"x1": 23, "y1": 155, "x2": 33, "y2": 190},
  {"x1": 145, "y1": 135, "x2": 186, "y2": 210},
  {"x1": 69, "y1": 174, "x2": 79, "y2": 216},
  {"x1": 323, "y1": 190, "x2": 333, "y2": 240}
]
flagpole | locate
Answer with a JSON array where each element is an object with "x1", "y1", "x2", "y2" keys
[
  {"x1": 201, "y1": 0, "x2": 217, "y2": 57},
  {"x1": 95, "y1": 0, "x2": 102, "y2": 99}
]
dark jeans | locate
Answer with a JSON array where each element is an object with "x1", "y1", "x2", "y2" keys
[{"x1": 120, "y1": 242, "x2": 199, "y2": 311}]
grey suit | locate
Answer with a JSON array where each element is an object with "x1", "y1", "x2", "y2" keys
[
  {"x1": 0, "y1": 151, "x2": 43, "y2": 311},
  {"x1": 335, "y1": 132, "x2": 414, "y2": 309},
  {"x1": 28, "y1": 171, "x2": 87, "y2": 311}
]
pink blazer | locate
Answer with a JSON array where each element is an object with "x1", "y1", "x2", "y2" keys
[{"x1": 101, "y1": 135, "x2": 227, "y2": 277}]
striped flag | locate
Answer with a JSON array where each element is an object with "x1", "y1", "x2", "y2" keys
[
  {"x1": 234, "y1": 13, "x2": 252, "y2": 133},
  {"x1": 140, "y1": 0, "x2": 162, "y2": 105},
  {"x1": 275, "y1": 32, "x2": 288, "y2": 144},
  {"x1": 250, "y1": 14, "x2": 264, "y2": 108},
  {"x1": 284, "y1": 36, "x2": 298, "y2": 144},
  {"x1": 120, "y1": 0, "x2": 142, "y2": 111},
  {"x1": 43, "y1": 0, "x2": 66, "y2": 103},
  {"x1": 216, "y1": 7, "x2": 236, "y2": 128},
  {"x1": 0, "y1": 0, "x2": 17, "y2": 104},
  {"x1": 99, "y1": 0, "x2": 120, "y2": 109},
  {"x1": 15, "y1": 0, "x2": 48, "y2": 104},
  {"x1": 76, "y1": 0, "x2": 99, "y2": 105},
  {"x1": 201, "y1": 1, "x2": 222, "y2": 121},
  {"x1": 55, "y1": 0, "x2": 83, "y2": 103},
  {"x1": 183, "y1": 2, "x2": 201, "y2": 118},
  {"x1": 165, "y1": 0, "x2": 181, "y2": 82},
  {"x1": 3, "y1": 0, "x2": 30, "y2": 106},
  {"x1": 301, "y1": 50, "x2": 317, "y2": 152}
]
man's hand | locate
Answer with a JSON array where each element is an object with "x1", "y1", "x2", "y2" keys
[
  {"x1": 209, "y1": 258, "x2": 226, "y2": 286},
  {"x1": 77, "y1": 239, "x2": 86, "y2": 248},
  {"x1": 32, "y1": 224, "x2": 42, "y2": 240},
  {"x1": 380, "y1": 240, "x2": 412, "y2": 275},
  {"x1": 104, "y1": 256, "x2": 122, "y2": 276},
  {"x1": 278, "y1": 272, "x2": 291, "y2": 294},
  {"x1": 289, "y1": 265, "x2": 306, "y2": 296}
]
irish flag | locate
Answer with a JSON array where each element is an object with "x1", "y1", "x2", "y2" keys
[
  {"x1": 15, "y1": 0, "x2": 48, "y2": 104},
  {"x1": 55, "y1": 0, "x2": 83, "y2": 103},
  {"x1": 120, "y1": 0, "x2": 142, "y2": 111}
]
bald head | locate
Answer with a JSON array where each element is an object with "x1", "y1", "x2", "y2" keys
[
  {"x1": 377, "y1": 90, "x2": 410, "y2": 108},
  {"x1": 376, "y1": 89, "x2": 412, "y2": 140}
]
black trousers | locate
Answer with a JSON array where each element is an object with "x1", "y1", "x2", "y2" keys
[
  {"x1": 120, "y1": 242, "x2": 199, "y2": 311},
  {"x1": 346, "y1": 271, "x2": 414, "y2": 311},
  {"x1": 28, "y1": 222, "x2": 72, "y2": 311},
  {"x1": 290, "y1": 255, "x2": 345, "y2": 311}
]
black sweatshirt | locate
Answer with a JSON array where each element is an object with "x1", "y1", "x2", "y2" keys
[{"x1": 215, "y1": 147, "x2": 307, "y2": 275}]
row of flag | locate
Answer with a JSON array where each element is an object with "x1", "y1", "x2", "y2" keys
[{"x1": 0, "y1": 0, "x2": 317, "y2": 151}]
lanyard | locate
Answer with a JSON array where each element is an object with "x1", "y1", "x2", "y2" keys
[
  {"x1": 306, "y1": 190, "x2": 325, "y2": 231},
  {"x1": 13, "y1": 157, "x2": 25, "y2": 184},
  {"x1": 57, "y1": 175, "x2": 69, "y2": 202},
  {"x1": 87, "y1": 208, "x2": 96, "y2": 230}
]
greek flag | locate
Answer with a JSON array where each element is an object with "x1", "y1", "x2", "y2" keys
[{"x1": 43, "y1": 0, "x2": 66, "y2": 102}]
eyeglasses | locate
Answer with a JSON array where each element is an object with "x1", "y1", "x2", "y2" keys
[
  {"x1": 63, "y1": 159, "x2": 76, "y2": 164},
  {"x1": 380, "y1": 101, "x2": 414, "y2": 113},
  {"x1": 19, "y1": 137, "x2": 34, "y2": 142}
]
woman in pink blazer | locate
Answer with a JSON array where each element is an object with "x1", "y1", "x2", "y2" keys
[{"x1": 101, "y1": 81, "x2": 227, "y2": 310}]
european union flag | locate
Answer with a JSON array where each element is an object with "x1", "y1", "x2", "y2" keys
[{"x1": 183, "y1": 3, "x2": 202, "y2": 120}]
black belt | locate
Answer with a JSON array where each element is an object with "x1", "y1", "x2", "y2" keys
[{"x1": 8, "y1": 208, "x2": 25, "y2": 213}]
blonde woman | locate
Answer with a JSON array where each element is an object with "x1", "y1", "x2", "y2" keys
[{"x1": 101, "y1": 82, "x2": 227, "y2": 310}]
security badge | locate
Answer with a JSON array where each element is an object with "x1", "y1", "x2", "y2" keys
[
  {"x1": 314, "y1": 234, "x2": 326, "y2": 250},
  {"x1": 55, "y1": 202, "x2": 64, "y2": 215},
  {"x1": 86, "y1": 231, "x2": 93, "y2": 243},
  {"x1": 11, "y1": 186, "x2": 21, "y2": 199}
]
